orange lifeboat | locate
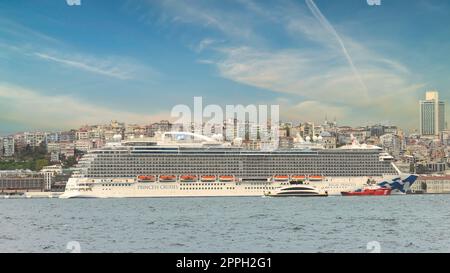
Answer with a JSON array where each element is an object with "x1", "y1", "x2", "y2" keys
[
  {"x1": 201, "y1": 175, "x2": 216, "y2": 182},
  {"x1": 273, "y1": 175, "x2": 289, "y2": 181},
  {"x1": 291, "y1": 175, "x2": 306, "y2": 181},
  {"x1": 219, "y1": 175, "x2": 234, "y2": 182},
  {"x1": 137, "y1": 175, "x2": 156, "y2": 182},
  {"x1": 309, "y1": 175, "x2": 324, "y2": 181},
  {"x1": 180, "y1": 175, "x2": 197, "y2": 182},
  {"x1": 159, "y1": 175, "x2": 177, "y2": 182}
]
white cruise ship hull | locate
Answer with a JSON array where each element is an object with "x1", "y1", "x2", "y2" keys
[{"x1": 60, "y1": 176, "x2": 393, "y2": 199}]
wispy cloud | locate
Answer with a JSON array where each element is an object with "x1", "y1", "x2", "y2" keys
[
  {"x1": 150, "y1": 0, "x2": 424, "y2": 128},
  {"x1": 194, "y1": 38, "x2": 221, "y2": 52},
  {"x1": 138, "y1": 0, "x2": 262, "y2": 43},
  {"x1": 305, "y1": 0, "x2": 369, "y2": 94},
  {"x1": 0, "y1": 83, "x2": 170, "y2": 131},
  {"x1": 0, "y1": 18, "x2": 62, "y2": 46},
  {"x1": 0, "y1": 19, "x2": 159, "y2": 81},
  {"x1": 34, "y1": 52, "x2": 136, "y2": 80}
]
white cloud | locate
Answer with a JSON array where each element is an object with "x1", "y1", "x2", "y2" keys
[
  {"x1": 305, "y1": 0, "x2": 368, "y2": 93},
  {"x1": 194, "y1": 38, "x2": 220, "y2": 52},
  {"x1": 211, "y1": 44, "x2": 423, "y2": 127},
  {"x1": 169, "y1": 0, "x2": 423, "y2": 129},
  {"x1": 33, "y1": 52, "x2": 155, "y2": 80},
  {"x1": 141, "y1": 0, "x2": 261, "y2": 43},
  {"x1": 0, "y1": 18, "x2": 159, "y2": 81},
  {"x1": 0, "y1": 83, "x2": 171, "y2": 131}
]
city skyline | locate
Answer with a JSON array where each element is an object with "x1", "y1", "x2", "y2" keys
[{"x1": 1, "y1": 0, "x2": 450, "y2": 135}]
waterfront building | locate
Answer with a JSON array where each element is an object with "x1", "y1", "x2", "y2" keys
[
  {"x1": 2, "y1": 136, "x2": 15, "y2": 157},
  {"x1": 420, "y1": 91, "x2": 446, "y2": 136},
  {"x1": 384, "y1": 126, "x2": 399, "y2": 135},
  {"x1": 12, "y1": 131, "x2": 48, "y2": 149},
  {"x1": 46, "y1": 132, "x2": 60, "y2": 143},
  {"x1": 59, "y1": 130, "x2": 76, "y2": 142},
  {"x1": 440, "y1": 130, "x2": 450, "y2": 145},
  {"x1": 425, "y1": 162, "x2": 447, "y2": 173},
  {"x1": 319, "y1": 131, "x2": 337, "y2": 149},
  {"x1": 223, "y1": 119, "x2": 236, "y2": 141},
  {"x1": 369, "y1": 125, "x2": 385, "y2": 137},
  {"x1": 411, "y1": 175, "x2": 450, "y2": 194},
  {"x1": 145, "y1": 120, "x2": 172, "y2": 137},
  {"x1": 0, "y1": 170, "x2": 44, "y2": 193},
  {"x1": 380, "y1": 134, "x2": 402, "y2": 158},
  {"x1": 278, "y1": 136, "x2": 294, "y2": 149},
  {"x1": 47, "y1": 142, "x2": 61, "y2": 154},
  {"x1": 59, "y1": 142, "x2": 75, "y2": 158},
  {"x1": 50, "y1": 152, "x2": 60, "y2": 163},
  {"x1": 40, "y1": 165, "x2": 63, "y2": 191},
  {"x1": 301, "y1": 122, "x2": 315, "y2": 138},
  {"x1": 76, "y1": 129, "x2": 89, "y2": 140}
]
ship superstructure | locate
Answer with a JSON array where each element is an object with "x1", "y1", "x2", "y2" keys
[{"x1": 61, "y1": 132, "x2": 400, "y2": 198}]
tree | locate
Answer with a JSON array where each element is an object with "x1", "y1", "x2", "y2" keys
[
  {"x1": 63, "y1": 156, "x2": 77, "y2": 168},
  {"x1": 415, "y1": 164, "x2": 428, "y2": 174},
  {"x1": 34, "y1": 159, "x2": 49, "y2": 171}
]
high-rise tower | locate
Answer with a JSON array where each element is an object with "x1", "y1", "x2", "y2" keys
[{"x1": 420, "y1": 91, "x2": 445, "y2": 136}]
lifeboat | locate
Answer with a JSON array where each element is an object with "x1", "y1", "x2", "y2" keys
[
  {"x1": 219, "y1": 175, "x2": 234, "y2": 182},
  {"x1": 201, "y1": 175, "x2": 216, "y2": 182},
  {"x1": 137, "y1": 175, "x2": 156, "y2": 182},
  {"x1": 309, "y1": 175, "x2": 324, "y2": 181},
  {"x1": 273, "y1": 175, "x2": 289, "y2": 181},
  {"x1": 180, "y1": 175, "x2": 197, "y2": 182},
  {"x1": 159, "y1": 175, "x2": 177, "y2": 182},
  {"x1": 291, "y1": 175, "x2": 306, "y2": 182},
  {"x1": 341, "y1": 187, "x2": 391, "y2": 196}
]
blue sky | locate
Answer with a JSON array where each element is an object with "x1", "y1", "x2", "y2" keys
[{"x1": 1, "y1": 0, "x2": 449, "y2": 135}]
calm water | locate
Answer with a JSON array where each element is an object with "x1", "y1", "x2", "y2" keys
[{"x1": 1, "y1": 195, "x2": 450, "y2": 253}]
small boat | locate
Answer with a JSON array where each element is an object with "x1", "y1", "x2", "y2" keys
[
  {"x1": 159, "y1": 175, "x2": 177, "y2": 182},
  {"x1": 219, "y1": 175, "x2": 234, "y2": 182},
  {"x1": 180, "y1": 175, "x2": 197, "y2": 182},
  {"x1": 137, "y1": 175, "x2": 156, "y2": 182},
  {"x1": 201, "y1": 175, "x2": 216, "y2": 182},
  {"x1": 308, "y1": 175, "x2": 324, "y2": 181},
  {"x1": 341, "y1": 187, "x2": 391, "y2": 196},
  {"x1": 273, "y1": 175, "x2": 289, "y2": 181},
  {"x1": 264, "y1": 185, "x2": 328, "y2": 197}
]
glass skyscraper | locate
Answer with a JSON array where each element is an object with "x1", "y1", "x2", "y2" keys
[{"x1": 420, "y1": 91, "x2": 446, "y2": 136}]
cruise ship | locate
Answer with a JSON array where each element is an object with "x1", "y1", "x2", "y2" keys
[{"x1": 60, "y1": 132, "x2": 401, "y2": 198}]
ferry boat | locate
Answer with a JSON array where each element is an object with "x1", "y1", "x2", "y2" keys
[
  {"x1": 264, "y1": 185, "x2": 328, "y2": 197},
  {"x1": 60, "y1": 132, "x2": 403, "y2": 198}
]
